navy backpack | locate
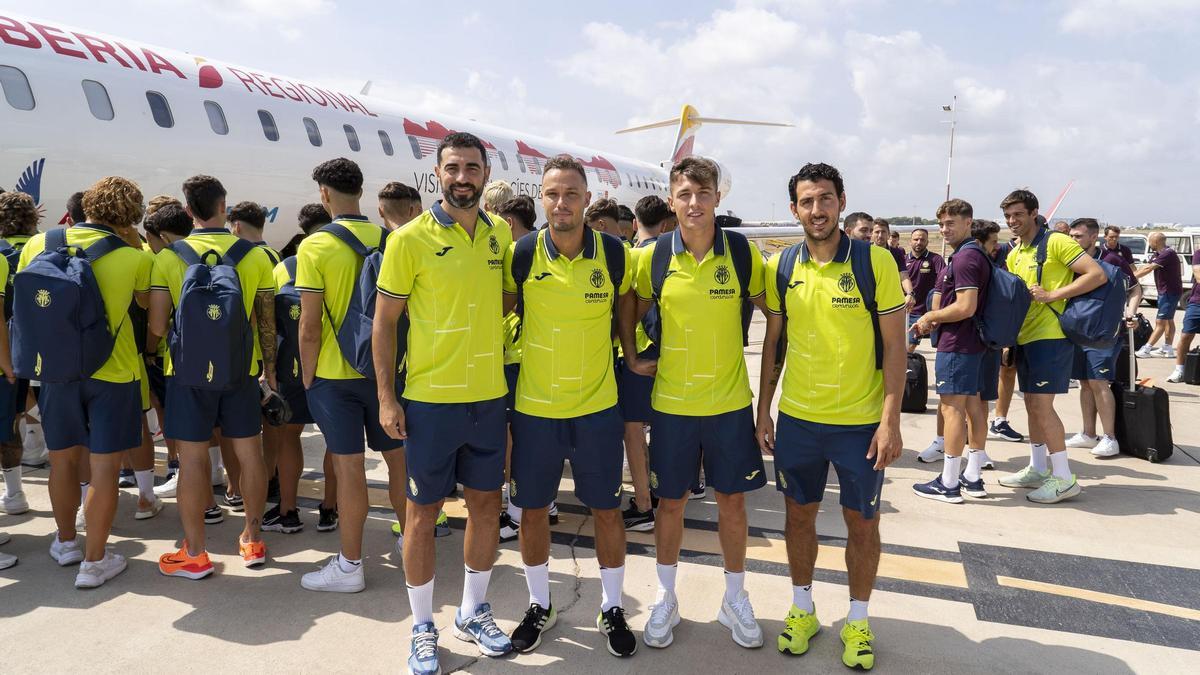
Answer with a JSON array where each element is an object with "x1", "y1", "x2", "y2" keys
[
  {"x1": 958, "y1": 240, "x2": 1030, "y2": 349},
  {"x1": 1035, "y1": 229, "x2": 1125, "y2": 349},
  {"x1": 274, "y1": 256, "x2": 303, "y2": 389},
  {"x1": 646, "y1": 229, "x2": 754, "y2": 347}
]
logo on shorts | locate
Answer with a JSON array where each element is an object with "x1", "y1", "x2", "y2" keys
[
  {"x1": 289, "y1": 304, "x2": 301, "y2": 321},
  {"x1": 206, "y1": 361, "x2": 214, "y2": 383},
  {"x1": 409, "y1": 477, "x2": 419, "y2": 496},
  {"x1": 937, "y1": 380, "x2": 946, "y2": 386},
  {"x1": 508, "y1": 479, "x2": 517, "y2": 498},
  {"x1": 838, "y1": 272, "x2": 855, "y2": 294},
  {"x1": 34, "y1": 289, "x2": 51, "y2": 308},
  {"x1": 745, "y1": 470, "x2": 760, "y2": 481},
  {"x1": 1098, "y1": 368, "x2": 1110, "y2": 374},
  {"x1": 489, "y1": 235, "x2": 500, "y2": 255},
  {"x1": 649, "y1": 471, "x2": 659, "y2": 490},
  {"x1": 34, "y1": 352, "x2": 42, "y2": 377},
  {"x1": 590, "y1": 268, "x2": 605, "y2": 288},
  {"x1": 614, "y1": 485, "x2": 622, "y2": 497},
  {"x1": 777, "y1": 471, "x2": 788, "y2": 489},
  {"x1": 1036, "y1": 381, "x2": 1049, "y2": 388},
  {"x1": 870, "y1": 494, "x2": 878, "y2": 507},
  {"x1": 206, "y1": 304, "x2": 222, "y2": 321},
  {"x1": 714, "y1": 265, "x2": 731, "y2": 286}
]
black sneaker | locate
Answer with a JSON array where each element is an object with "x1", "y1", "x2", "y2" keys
[
  {"x1": 596, "y1": 606, "x2": 637, "y2": 657},
  {"x1": 266, "y1": 475, "x2": 280, "y2": 504},
  {"x1": 511, "y1": 603, "x2": 556, "y2": 653},
  {"x1": 499, "y1": 511, "x2": 520, "y2": 543},
  {"x1": 224, "y1": 492, "x2": 244, "y2": 512},
  {"x1": 261, "y1": 505, "x2": 304, "y2": 534},
  {"x1": 548, "y1": 502, "x2": 559, "y2": 525},
  {"x1": 689, "y1": 477, "x2": 706, "y2": 501},
  {"x1": 118, "y1": 468, "x2": 135, "y2": 488},
  {"x1": 317, "y1": 505, "x2": 338, "y2": 532},
  {"x1": 204, "y1": 505, "x2": 224, "y2": 524},
  {"x1": 622, "y1": 498, "x2": 655, "y2": 532}
]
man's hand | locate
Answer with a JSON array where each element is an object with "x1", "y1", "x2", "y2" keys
[
  {"x1": 262, "y1": 370, "x2": 278, "y2": 395},
  {"x1": 904, "y1": 294, "x2": 916, "y2": 311},
  {"x1": 1029, "y1": 284, "x2": 1057, "y2": 304},
  {"x1": 912, "y1": 313, "x2": 937, "y2": 337},
  {"x1": 628, "y1": 356, "x2": 657, "y2": 377},
  {"x1": 380, "y1": 396, "x2": 407, "y2": 440},
  {"x1": 755, "y1": 413, "x2": 775, "y2": 455},
  {"x1": 866, "y1": 419, "x2": 903, "y2": 470}
]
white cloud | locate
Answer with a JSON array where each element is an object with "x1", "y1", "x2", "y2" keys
[{"x1": 1060, "y1": 0, "x2": 1200, "y2": 35}]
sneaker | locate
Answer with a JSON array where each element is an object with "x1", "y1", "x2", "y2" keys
[
  {"x1": 916, "y1": 441, "x2": 945, "y2": 463},
  {"x1": 118, "y1": 469, "x2": 135, "y2": 488},
  {"x1": 159, "y1": 545, "x2": 213, "y2": 580},
  {"x1": 689, "y1": 477, "x2": 707, "y2": 500},
  {"x1": 224, "y1": 492, "x2": 244, "y2": 512},
  {"x1": 239, "y1": 537, "x2": 267, "y2": 567},
  {"x1": 317, "y1": 505, "x2": 338, "y2": 532},
  {"x1": 988, "y1": 420, "x2": 1025, "y2": 443},
  {"x1": 717, "y1": 589, "x2": 763, "y2": 648},
  {"x1": 840, "y1": 619, "x2": 876, "y2": 670},
  {"x1": 0, "y1": 550, "x2": 16, "y2": 570},
  {"x1": 643, "y1": 591, "x2": 680, "y2": 648},
  {"x1": 778, "y1": 604, "x2": 820, "y2": 656},
  {"x1": 911, "y1": 477, "x2": 963, "y2": 504},
  {"x1": 998, "y1": 465, "x2": 1050, "y2": 489},
  {"x1": 1027, "y1": 474, "x2": 1081, "y2": 504},
  {"x1": 49, "y1": 535, "x2": 83, "y2": 566},
  {"x1": 1, "y1": 490, "x2": 29, "y2": 515},
  {"x1": 408, "y1": 622, "x2": 440, "y2": 675},
  {"x1": 74, "y1": 507, "x2": 86, "y2": 532},
  {"x1": 204, "y1": 505, "x2": 224, "y2": 524},
  {"x1": 453, "y1": 602, "x2": 513, "y2": 657},
  {"x1": 0, "y1": 531, "x2": 8, "y2": 545},
  {"x1": 435, "y1": 510, "x2": 451, "y2": 537},
  {"x1": 548, "y1": 502, "x2": 559, "y2": 525},
  {"x1": 958, "y1": 475, "x2": 988, "y2": 499},
  {"x1": 977, "y1": 450, "x2": 996, "y2": 470},
  {"x1": 153, "y1": 470, "x2": 179, "y2": 498},
  {"x1": 1134, "y1": 345, "x2": 1155, "y2": 359},
  {"x1": 20, "y1": 423, "x2": 47, "y2": 467},
  {"x1": 1167, "y1": 368, "x2": 1185, "y2": 383},
  {"x1": 597, "y1": 606, "x2": 637, "y2": 657},
  {"x1": 1157, "y1": 345, "x2": 1177, "y2": 359},
  {"x1": 135, "y1": 496, "x2": 164, "y2": 520},
  {"x1": 1091, "y1": 436, "x2": 1120, "y2": 458},
  {"x1": 262, "y1": 505, "x2": 304, "y2": 534},
  {"x1": 1065, "y1": 432, "x2": 1098, "y2": 448},
  {"x1": 301, "y1": 556, "x2": 365, "y2": 593},
  {"x1": 211, "y1": 465, "x2": 225, "y2": 487},
  {"x1": 511, "y1": 603, "x2": 556, "y2": 653},
  {"x1": 499, "y1": 511, "x2": 520, "y2": 543},
  {"x1": 622, "y1": 498, "x2": 655, "y2": 532},
  {"x1": 75, "y1": 551, "x2": 127, "y2": 589}
]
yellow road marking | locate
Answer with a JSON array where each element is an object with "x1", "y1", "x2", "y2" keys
[{"x1": 996, "y1": 576, "x2": 1200, "y2": 621}]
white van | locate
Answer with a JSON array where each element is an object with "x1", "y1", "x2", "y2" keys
[{"x1": 1119, "y1": 229, "x2": 1199, "y2": 305}]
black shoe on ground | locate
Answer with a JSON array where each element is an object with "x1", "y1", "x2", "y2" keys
[
  {"x1": 499, "y1": 511, "x2": 520, "y2": 543},
  {"x1": 317, "y1": 505, "x2": 338, "y2": 532},
  {"x1": 597, "y1": 606, "x2": 637, "y2": 657},
  {"x1": 204, "y1": 505, "x2": 224, "y2": 524},
  {"x1": 118, "y1": 469, "x2": 135, "y2": 488},
  {"x1": 511, "y1": 603, "x2": 556, "y2": 653},
  {"x1": 224, "y1": 492, "x2": 244, "y2": 512},
  {"x1": 622, "y1": 498, "x2": 655, "y2": 532},
  {"x1": 261, "y1": 505, "x2": 304, "y2": 534}
]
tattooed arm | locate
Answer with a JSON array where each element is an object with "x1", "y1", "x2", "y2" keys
[{"x1": 254, "y1": 289, "x2": 277, "y2": 391}]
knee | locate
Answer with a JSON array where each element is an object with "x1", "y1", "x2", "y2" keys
[
  {"x1": 715, "y1": 491, "x2": 745, "y2": 514},
  {"x1": 406, "y1": 503, "x2": 440, "y2": 530},
  {"x1": 592, "y1": 508, "x2": 621, "y2": 526},
  {"x1": 843, "y1": 510, "x2": 879, "y2": 539},
  {"x1": 656, "y1": 497, "x2": 686, "y2": 516}
]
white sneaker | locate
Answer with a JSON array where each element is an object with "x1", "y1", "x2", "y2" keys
[
  {"x1": 75, "y1": 507, "x2": 86, "y2": 532},
  {"x1": 75, "y1": 551, "x2": 127, "y2": 589},
  {"x1": 20, "y1": 423, "x2": 47, "y2": 467},
  {"x1": 49, "y1": 535, "x2": 83, "y2": 566},
  {"x1": 1, "y1": 490, "x2": 29, "y2": 515},
  {"x1": 917, "y1": 441, "x2": 945, "y2": 463},
  {"x1": 1091, "y1": 436, "x2": 1120, "y2": 458},
  {"x1": 0, "y1": 531, "x2": 9, "y2": 545},
  {"x1": 1065, "y1": 433, "x2": 1098, "y2": 449},
  {"x1": 1167, "y1": 368, "x2": 1185, "y2": 383},
  {"x1": 301, "y1": 556, "x2": 365, "y2": 593},
  {"x1": 153, "y1": 471, "x2": 179, "y2": 498},
  {"x1": 0, "y1": 550, "x2": 16, "y2": 570},
  {"x1": 135, "y1": 496, "x2": 164, "y2": 520},
  {"x1": 1134, "y1": 345, "x2": 1155, "y2": 359},
  {"x1": 1157, "y1": 345, "x2": 1177, "y2": 358},
  {"x1": 717, "y1": 590, "x2": 764, "y2": 648},
  {"x1": 643, "y1": 591, "x2": 680, "y2": 648}
]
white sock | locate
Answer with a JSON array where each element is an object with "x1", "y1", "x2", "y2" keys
[
  {"x1": 994, "y1": 416, "x2": 1007, "y2": 424},
  {"x1": 848, "y1": 598, "x2": 869, "y2": 622},
  {"x1": 79, "y1": 482, "x2": 90, "y2": 506},
  {"x1": 1171, "y1": 365, "x2": 1184, "y2": 375},
  {"x1": 208, "y1": 445, "x2": 222, "y2": 471},
  {"x1": 656, "y1": 563, "x2": 677, "y2": 601},
  {"x1": 524, "y1": 562, "x2": 550, "y2": 609},
  {"x1": 941, "y1": 455, "x2": 962, "y2": 488},
  {"x1": 507, "y1": 501, "x2": 522, "y2": 524},
  {"x1": 408, "y1": 577, "x2": 435, "y2": 626},
  {"x1": 2, "y1": 466, "x2": 21, "y2": 495},
  {"x1": 964, "y1": 450, "x2": 985, "y2": 482},
  {"x1": 1030, "y1": 443, "x2": 1048, "y2": 472},
  {"x1": 1049, "y1": 451, "x2": 1072, "y2": 480},
  {"x1": 461, "y1": 565, "x2": 492, "y2": 617},
  {"x1": 793, "y1": 584, "x2": 814, "y2": 613},
  {"x1": 600, "y1": 565, "x2": 625, "y2": 612},
  {"x1": 26, "y1": 404, "x2": 39, "y2": 421},
  {"x1": 723, "y1": 570, "x2": 745, "y2": 603},
  {"x1": 337, "y1": 552, "x2": 361, "y2": 574},
  {"x1": 134, "y1": 469, "x2": 155, "y2": 501}
]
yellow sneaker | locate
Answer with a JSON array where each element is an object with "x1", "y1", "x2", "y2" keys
[
  {"x1": 840, "y1": 619, "x2": 875, "y2": 670},
  {"x1": 777, "y1": 604, "x2": 820, "y2": 655}
]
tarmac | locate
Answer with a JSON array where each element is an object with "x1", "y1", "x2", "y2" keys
[{"x1": 1, "y1": 314, "x2": 1198, "y2": 674}]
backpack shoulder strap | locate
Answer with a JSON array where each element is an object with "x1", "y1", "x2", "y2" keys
[
  {"x1": 319, "y1": 222, "x2": 372, "y2": 258},
  {"x1": 848, "y1": 238, "x2": 883, "y2": 370},
  {"x1": 1033, "y1": 227, "x2": 1051, "y2": 284},
  {"x1": 725, "y1": 230, "x2": 752, "y2": 299},
  {"x1": 222, "y1": 238, "x2": 256, "y2": 267},
  {"x1": 80, "y1": 234, "x2": 128, "y2": 261},
  {"x1": 46, "y1": 228, "x2": 68, "y2": 253},
  {"x1": 511, "y1": 230, "x2": 539, "y2": 289},
  {"x1": 650, "y1": 230, "x2": 677, "y2": 300},
  {"x1": 0, "y1": 240, "x2": 13, "y2": 256},
  {"x1": 283, "y1": 256, "x2": 298, "y2": 283},
  {"x1": 597, "y1": 231, "x2": 626, "y2": 293},
  {"x1": 776, "y1": 243, "x2": 802, "y2": 318},
  {"x1": 168, "y1": 240, "x2": 203, "y2": 266}
]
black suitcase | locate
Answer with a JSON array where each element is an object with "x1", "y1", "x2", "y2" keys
[
  {"x1": 1184, "y1": 348, "x2": 1200, "y2": 385},
  {"x1": 902, "y1": 352, "x2": 928, "y2": 413},
  {"x1": 1112, "y1": 327, "x2": 1173, "y2": 463},
  {"x1": 1114, "y1": 343, "x2": 1136, "y2": 387}
]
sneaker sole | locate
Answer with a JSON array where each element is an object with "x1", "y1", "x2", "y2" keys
[
  {"x1": 687, "y1": 492, "x2": 706, "y2": 501},
  {"x1": 998, "y1": 480, "x2": 1045, "y2": 489},
  {"x1": 244, "y1": 556, "x2": 267, "y2": 568},
  {"x1": 300, "y1": 578, "x2": 364, "y2": 593},
  {"x1": 643, "y1": 608, "x2": 680, "y2": 649},
  {"x1": 595, "y1": 614, "x2": 636, "y2": 657},
  {"x1": 51, "y1": 552, "x2": 84, "y2": 566},
  {"x1": 452, "y1": 626, "x2": 511, "y2": 657},
  {"x1": 261, "y1": 523, "x2": 304, "y2": 534},
  {"x1": 911, "y1": 488, "x2": 964, "y2": 504},
  {"x1": 717, "y1": 607, "x2": 764, "y2": 648},
  {"x1": 75, "y1": 562, "x2": 127, "y2": 589},
  {"x1": 987, "y1": 432, "x2": 1024, "y2": 442},
  {"x1": 316, "y1": 523, "x2": 338, "y2": 532},
  {"x1": 160, "y1": 566, "x2": 213, "y2": 580},
  {"x1": 2, "y1": 504, "x2": 29, "y2": 515},
  {"x1": 135, "y1": 505, "x2": 163, "y2": 520},
  {"x1": 1091, "y1": 450, "x2": 1119, "y2": 458},
  {"x1": 407, "y1": 665, "x2": 441, "y2": 675},
  {"x1": 962, "y1": 489, "x2": 989, "y2": 499},
  {"x1": 1027, "y1": 483, "x2": 1082, "y2": 504},
  {"x1": 624, "y1": 521, "x2": 655, "y2": 532}
]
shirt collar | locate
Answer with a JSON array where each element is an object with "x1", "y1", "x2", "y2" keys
[
  {"x1": 333, "y1": 214, "x2": 368, "y2": 222},
  {"x1": 799, "y1": 230, "x2": 851, "y2": 264},
  {"x1": 636, "y1": 236, "x2": 659, "y2": 249},
  {"x1": 192, "y1": 227, "x2": 230, "y2": 235},
  {"x1": 907, "y1": 249, "x2": 928, "y2": 261},
  {"x1": 78, "y1": 223, "x2": 116, "y2": 235},
  {"x1": 431, "y1": 200, "x2": 492, "y2": 230},
  {"x1": 669, "y1": 228, "x2": 725, "y2": 257},
  {"x1": 541, "y1": 227, "x2": 597, "y2": 260}
]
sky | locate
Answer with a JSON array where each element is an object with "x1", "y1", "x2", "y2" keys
[{"x1": 9, "y1": 0, "x2": 1200, "y2": 225}]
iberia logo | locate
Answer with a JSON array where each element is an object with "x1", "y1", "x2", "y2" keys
[{"x1": 196, "y1": 57, "x2": 223, "y2": 89}]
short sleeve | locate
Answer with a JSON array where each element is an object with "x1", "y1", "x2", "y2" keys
[
  {"x1": 273, "y1": 261, "x2": 289, "y2": 292},
  {"x1": 954, "y1": 249, "x2": 988, "y2": 291},
  {"x1": 252, "y1": 247, "x2": 275, "y2": 293},
  {"x1": 764, "y1": 252, "x2": 782, "y2": 315},
  {"x1": 502, "y1": 241, "x2": 517, "y2": 295},
  {"x1": 872, "y1": 246, "x2": 906, "y2": 315},
  {"x1": 635, "y1": 245, "x2": 653, "y2": 300},
  {"x1": 1052, "y1": 233, "x2": 1086, "y2": 268},
  {"x1": 149, "y1": 249, "x2": 176, "y2": 291},
  {"x1": 746, "y1": 243, "x2": 765, "y2": 298},
  {"x1": 294, "y1": 235, "x2": 325, "y2": 293},
  {"x1": 134, "y1": 250, "x2": 152, "y2": 293},
  {"x1": 376, "y1": 228, "x2": 415, "y2": 299},
  {"x1": 618, "y1": 244, "x2": 633, "y2": 294}
]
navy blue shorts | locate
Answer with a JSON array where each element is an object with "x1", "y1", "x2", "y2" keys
[
  {"x1": 1015, "y1": 339, "x2": 1074, "y2": 394},
  {"x1": 1157, "y1": 293, "x2": 1181, "y2": 319},
  {"x1": 510, "y1": 406, "x2": 623, "y2": 510},
  {"x1": 280, "y1": 384, "x2": 314, "y2": 426},
  {"x1": 40, "y1": 379, "x2": 141, "y2": 454},
  {"x1": 934, "y1": 351, "x2": 985, "y2": 396},
  {"x1": 306, "y1": 377, "x2": 403, "y2": 454},
  {"x1": 1183, "y1": 302, "x2": 1200, "y2": 334},
  {"x1": 979, "y1": 348, "x2": 1002, "y2": 402},
  {"x1": 147, "y1": 358, "x2": 166, "y2": 409},
  {"x1": 403, "y1": 397, "x2": 507, "y2": 505},
  {"x1": 0, "y1": 378, "x2": 16, "y2": 443},
  {"x1": 504, "y1": 363, "x2": 520, "y2": 418},
  {"x1": 1072, "y1": 342, "x2": 1122, "y2": 381},
  {"x1": 648, "y1": 406, "x2": 766, "y2": 500},
  {"x1": 907, "y1": 313, "x2": 924, "y2": 346},
  {"x1": 166, "y1": 375, "x2": 261, "y2": 442},
  {"x1": 618, "y1": 345, "x2": 658, "y2": 423},
  {"x1": 774, "y1": 413, "x2": 884, "y2": 519}
]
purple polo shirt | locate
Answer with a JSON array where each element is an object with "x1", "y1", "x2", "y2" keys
[
  {"x1": 906, "y1": 249, "x2": 946, "y2": 313},
  {"x1": 935, "y1": 241, "x2": 991, "y2": 354},
  {"x1": 888, "y1": 246, "x2": 906, "y2": 272},
  {"x1": 1094, "y1": 245, "x2": 1135, "y2": 290},
  {"x1": 1104, "y1": 242, "x2": 1135, "y2": 267},
  {"x1": 1190, "y1": 250, "x2": 1200, "y2": 305},
  {"x1": 1149, "y1": 247, "x2": 1183, "y2": 296}
]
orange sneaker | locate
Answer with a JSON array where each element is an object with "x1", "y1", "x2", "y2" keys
[
  {"x1": 159, "y1": 544, "x2": 213, "y2": 580},
  {"x1": 239, "y1": 537, "x2": 267, "y2": 568}
]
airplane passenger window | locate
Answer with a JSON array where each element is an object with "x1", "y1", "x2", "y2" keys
[
  {"x1": 258, "y1": 110, "x2": 279, "y2": 141},
  {"x1": 0, "y1": 65, "x2": 35, "y2": 111},
  {"x1": 204, "y1": 101, "x2": 228, "y2": 135},
  {"x1": 81, "y1": 80, "x2": 113, "y2": 121},
  {"x1": 304, "y1": 117, "x2": 322, "y2": 146},
  {"x1": 146, "y1": 91, "x2": 173, "y2": 128},
  {"x1": 344, "y1": 124, "x2": 360, "y2": 152},
  {"x1": 378, "y1": 130, "x2": 394, "y2": 156}
]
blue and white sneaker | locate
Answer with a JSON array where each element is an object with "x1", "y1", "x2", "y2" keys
[
  {"x1": 454, "y1": 602, "x2": 513, "y2": 657},
  {"x1": 958, "y1": 475, "x2": 988, "y2": 499},
  {"x1": 988, "y1": 420, "x2": 1024, "y2": 442},
  {"x1": 912, "y1": 477, "x2": 964, "y2": 504},
  {"x1": 408, "y1": 622, "x2": 441, "y2": 675}
]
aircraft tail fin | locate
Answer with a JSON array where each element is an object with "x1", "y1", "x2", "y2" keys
[{"x1": 615, "y1": 104, "x2": 791, "y2": 165}]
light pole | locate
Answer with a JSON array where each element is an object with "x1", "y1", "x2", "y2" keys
[{"x1": 942, "y1": 96, "x2": 957, "y2": 202}]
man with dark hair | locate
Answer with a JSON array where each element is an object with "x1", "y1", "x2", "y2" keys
[
  {"x1": 888, "y1": 231, "x2": 900, "y2": 249},
  {"x1": 904, "y1": 226, "x2": 945, "y2": 355},
  {"x1": 843, "y1": 212, "x2": 873, "y2": 242},
  {"x1": 374, "y1": 132, "x2": 514, "y2": 673},
  {"x1": 758, "y1": 162, "x2": 904, "y2": 669},
  {"x1": 496, "y1": 196, "x2": 535, "y2": 241},
  {"x1": 298, "y1": 202, "x2": 333, "y2": 235},
  {"x1": 1102, "y1": 225, "x2": 1134, "y2": 266},
  {"x1": 624, "y1": 155, "x2": 768, "y2": 651},
  {"x1": 585, "y1": 198, "x2": 623, "y2": 239},
  {"x1": 617, "y1": 204, "x2": 635, "y2": 243},
  {"x1": 64, "y1": 191, "x2": 86, "y2": 226},
  {"x1": 996, "y1": 189, "x2": 1105, "y2": 504},
  {"x1": 871, "y1": 218, "x2": 913, "y2": 305},
  {"x1": 1134, "y1": 232, "x2": 1182, "y2": 358},
  {"x1": 378, "y1": 181, "x2": 423, "y2": 231},
  {"x1": 229, "y1": 201, "x2": 280, "y2": 265}
]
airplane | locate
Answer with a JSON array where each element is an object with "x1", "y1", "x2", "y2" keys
[{"x1": 0, "y1": 12, "x2": 787, "y2": 247}]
